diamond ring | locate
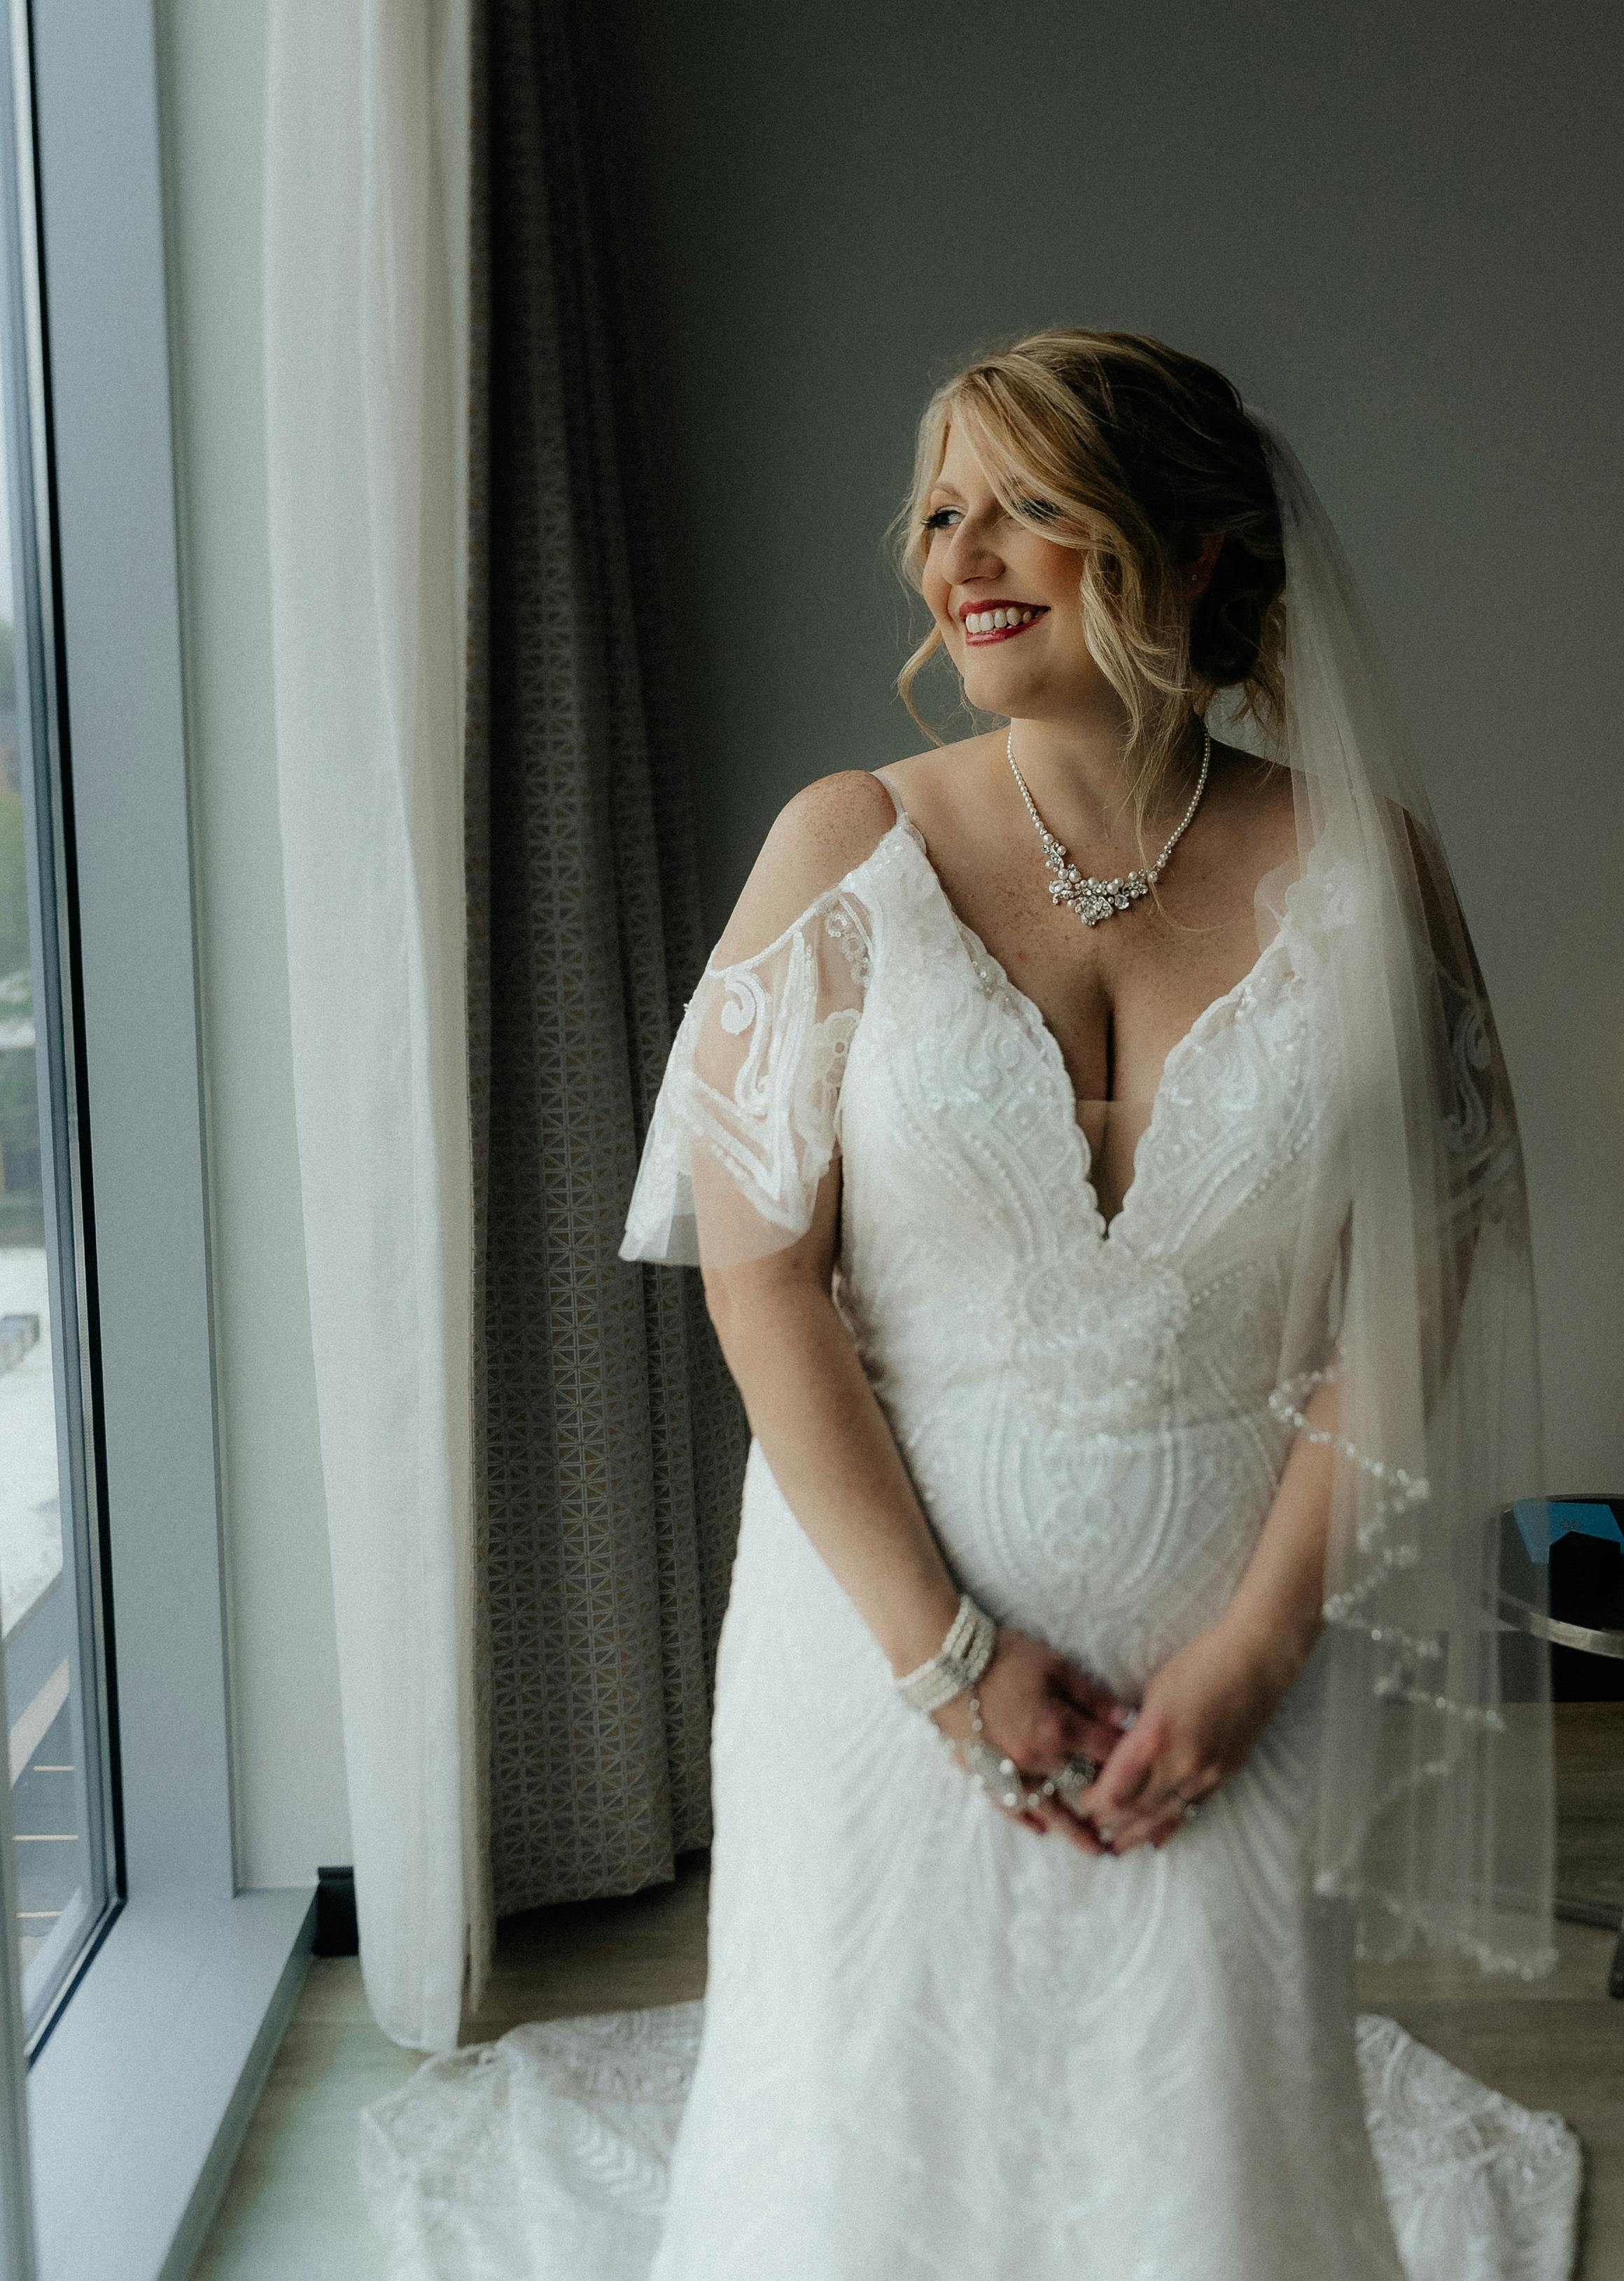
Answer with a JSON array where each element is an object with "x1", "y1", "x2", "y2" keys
[{"x1": 1052, "y1": 1753, "x2": 1100, "y2": 1806}]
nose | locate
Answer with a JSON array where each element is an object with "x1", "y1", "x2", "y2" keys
[{"x1": 939, "y1": 506, "x2": 1004, "y2": 588}]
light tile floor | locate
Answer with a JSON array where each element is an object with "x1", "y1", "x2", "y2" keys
[
  {"x1": 193, "y1": 1715, "x2": 1624, "y2": 2278},
  {"x1": 190, "y1": 1865, "x2": 710, "y2": 2281}
]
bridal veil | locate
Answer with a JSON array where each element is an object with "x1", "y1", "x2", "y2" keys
[{"x1": 1240, "y1": 412, "x2": 1553, "y2": 1976}]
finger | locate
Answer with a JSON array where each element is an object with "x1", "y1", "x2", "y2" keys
[
  {"x1": 1035, "y1": 1793, "x2": 1105, "y2": 1854},
  {"x1": 993, "y1": 1752, "x2": 1109, "y2": 1853},
  {"x1": 1077, "y1": 1729, "x2": 1161, "y2": 1818},
  {"x1": 1088, "y1": 1771, "x2": 1183, "y2": 1845},
  {"x1": 1030, "y1": 1794, "x2": 1106, "y2": 1856},
  {"x1": 985, "y1": 1799, "x2": 1044, "y2": 1835},
  {"x1": 1050, "y1": 1665, "x2": 1139, "y2": 1732},
  {"x1": 1113, "y1": 1787, "x2": 1211, "y2": 1853},
  {"x1": 1109, "y1": 1814, "x2": 1180, "y2": 1855},
  {"x1": 1052, "y1": 1701, "x2": 1130, "y2": 1766},
  {"x1": 1100, "y1": 1799, "x2": 1177, "y2": 1851},
  {"x1": 1147, "y1": 1794, "x2": 1201, "y2": 1848}
]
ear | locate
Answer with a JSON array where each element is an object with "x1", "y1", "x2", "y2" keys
[{"x1": 1183, "y1": 532, "x2": 1224, "y2": 600}]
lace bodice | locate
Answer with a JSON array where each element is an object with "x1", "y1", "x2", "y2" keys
[{"x1": 622, "y1": 781, "x2": 1352, "y2": 1446}]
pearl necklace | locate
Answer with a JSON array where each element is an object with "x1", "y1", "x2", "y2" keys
[{"x1": 1005, "y1": 725, "x2": 1211, "y2": 927}]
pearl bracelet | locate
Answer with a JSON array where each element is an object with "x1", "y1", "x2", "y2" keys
[{"x1": 894, "y1": 1591, "x2": 998, "y2": 1715}]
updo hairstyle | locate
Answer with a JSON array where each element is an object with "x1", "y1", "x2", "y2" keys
[{"x1": 892, "y1": 328, "x2": 1286, "y2": 843}]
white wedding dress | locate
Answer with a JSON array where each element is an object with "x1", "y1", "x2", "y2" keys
[{"x1": 362, "y1": 775, "x2": 1581, "y2": 2280}]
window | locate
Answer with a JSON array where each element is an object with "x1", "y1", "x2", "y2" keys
[
  {"x1": 0, "y1": 0, "x2": 114, "y2": 2051},
  {"x1": 0, "y1": 9, "x2": 314, "y2": 2274}
]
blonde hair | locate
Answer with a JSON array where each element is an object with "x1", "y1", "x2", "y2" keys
[{"x1": 890, "y1": 328, "x2": 1285, "y2": 846}]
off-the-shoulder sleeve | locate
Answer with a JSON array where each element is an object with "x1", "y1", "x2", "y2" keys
[{"x1": 620, "y1": 877, "x2": 876, "y2": 1267}]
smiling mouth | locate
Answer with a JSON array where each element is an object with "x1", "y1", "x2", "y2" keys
[{"x1": 960, "y1": 604, "x2": 1047, "y2": 646}]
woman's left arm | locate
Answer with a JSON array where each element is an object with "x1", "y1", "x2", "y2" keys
[{"x1": 1075, "y1": 1374, "x2": 1340, "y2": 1853}]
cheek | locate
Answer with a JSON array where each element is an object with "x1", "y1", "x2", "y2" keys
[
  {"x1": 1031, "y1": 539, "x2": 1084, "y2": 613},
  {"x1": 920, "y1": 561, "x2": 955, "y2": 632}
]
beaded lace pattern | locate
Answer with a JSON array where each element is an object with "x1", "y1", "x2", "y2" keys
[{"x1": 362, "y1": 2000, "x2": 1580, "y2": 2281}]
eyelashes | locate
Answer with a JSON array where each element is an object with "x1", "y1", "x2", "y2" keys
[{"x1": 920, "y1": 498, "x2": 1058, "y2": 533}]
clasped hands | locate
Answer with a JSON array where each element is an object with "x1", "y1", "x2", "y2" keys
[{"x1": 930, "y1": 1615, "x2": 1298, "y2": 1857}]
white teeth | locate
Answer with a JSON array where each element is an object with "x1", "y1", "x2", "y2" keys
[{"x1": 965, "y1": 607, "x2": 1039, "y2": 634}]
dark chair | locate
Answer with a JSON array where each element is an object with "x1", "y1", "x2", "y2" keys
[{"x1": 1499, "y1": 1495, "x2": 1624, "y2": 1997}]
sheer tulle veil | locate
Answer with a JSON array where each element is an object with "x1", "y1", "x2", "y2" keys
[{"x1": 1231, "y1": 409, "x2": 1553, "y2": 1975}]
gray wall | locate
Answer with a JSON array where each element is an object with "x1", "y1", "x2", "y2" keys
[{"x1": 592, "y1": 0, "x2": 1623, "y2": 1486}]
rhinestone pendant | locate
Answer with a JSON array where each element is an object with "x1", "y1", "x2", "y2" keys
[
  {"x1": 1008, "y1": 725, "x2": 1210, "y2": 929},
  {"x1": 1042, "y1": 837, "x2": 1152, "y2": 926},
  {"x1": 1051, "y1": 1753, "x2": 1100, "y2": 1806}
]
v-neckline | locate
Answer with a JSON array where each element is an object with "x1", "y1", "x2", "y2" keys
[{"x1": 867, "y1": 779, "x2": 1300, "y2": 1244}]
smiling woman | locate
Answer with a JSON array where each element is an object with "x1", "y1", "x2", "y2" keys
[{"x1": 369, "y1": 331, "x2": 1576, "y2": 2281}]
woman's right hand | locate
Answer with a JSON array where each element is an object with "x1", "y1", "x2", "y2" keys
[{"x1": 931, "y1": 1629, "x2": 1136, "y2": 1853}]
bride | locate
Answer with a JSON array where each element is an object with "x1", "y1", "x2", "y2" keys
[{"x1": 366, "y1": 332, "x2": 1581, "y2": 2279}]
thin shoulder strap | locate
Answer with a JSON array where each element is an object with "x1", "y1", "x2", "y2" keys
[{"x1": 869, "y1": 769, "x2": 911, "y2": 829}]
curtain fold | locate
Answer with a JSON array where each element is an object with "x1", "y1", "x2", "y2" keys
[
  {"x1": 472, "y1": 0, "x2": 748, "y2": 1917},
  {"x1": 263, "y1": 0, "x2": 481, "y2": 2053}
]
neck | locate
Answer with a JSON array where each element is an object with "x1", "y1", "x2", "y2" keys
[{"x1": 1004, "y1": 705, "x2": 1205, "y2": 846}]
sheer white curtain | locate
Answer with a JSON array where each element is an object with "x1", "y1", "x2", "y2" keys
[{"x1": 262, "y1": 0, "x2": 482, "y2": 2053}]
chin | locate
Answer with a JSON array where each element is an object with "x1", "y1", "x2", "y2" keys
[{"x1": 962, "y1": 670, "x2": 1051, "y2": 716}]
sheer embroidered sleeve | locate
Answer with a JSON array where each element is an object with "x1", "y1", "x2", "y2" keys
[{"x1": 620, "y1": 778, "x2": 894, "y2": 1269}]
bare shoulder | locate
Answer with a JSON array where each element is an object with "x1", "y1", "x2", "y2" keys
[
  {"x1": 709, "y1": 769, "x2": 900, "y2": 968},
  {"x1": 766, "y1": 767, "x2": 902, "y2": 877},
  {"x1": 878, "y1": 732, "x2": 1001, "y2": 801}
]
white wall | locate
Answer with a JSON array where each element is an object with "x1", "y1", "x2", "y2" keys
[
  {"x1": 593, "y1": 0, "x2": 1624, "y2": 1491},
  {"x1": 154, "y1": 0, "x2": 351, "y2": 1886}
]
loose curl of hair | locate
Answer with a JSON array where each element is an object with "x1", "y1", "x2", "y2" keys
[{"x1": 890, "y1": 328, "x2": 1286, "y2": 849}]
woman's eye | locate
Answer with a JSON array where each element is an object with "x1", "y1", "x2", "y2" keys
[{"x1": 922, "y1": 507, "x2": 960, "y2": 531}]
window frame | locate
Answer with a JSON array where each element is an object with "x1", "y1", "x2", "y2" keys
[
  {"x1": 7, "y1": 6, "x2": 313, "y2": 2278},
  {"x1": 0, "y1": 0, "x2": 118, "y2": 2056}
]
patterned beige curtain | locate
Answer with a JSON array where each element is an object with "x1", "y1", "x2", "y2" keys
[{"x1": 467, "y1": 0, "x2": 748, "y2": 1916}]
